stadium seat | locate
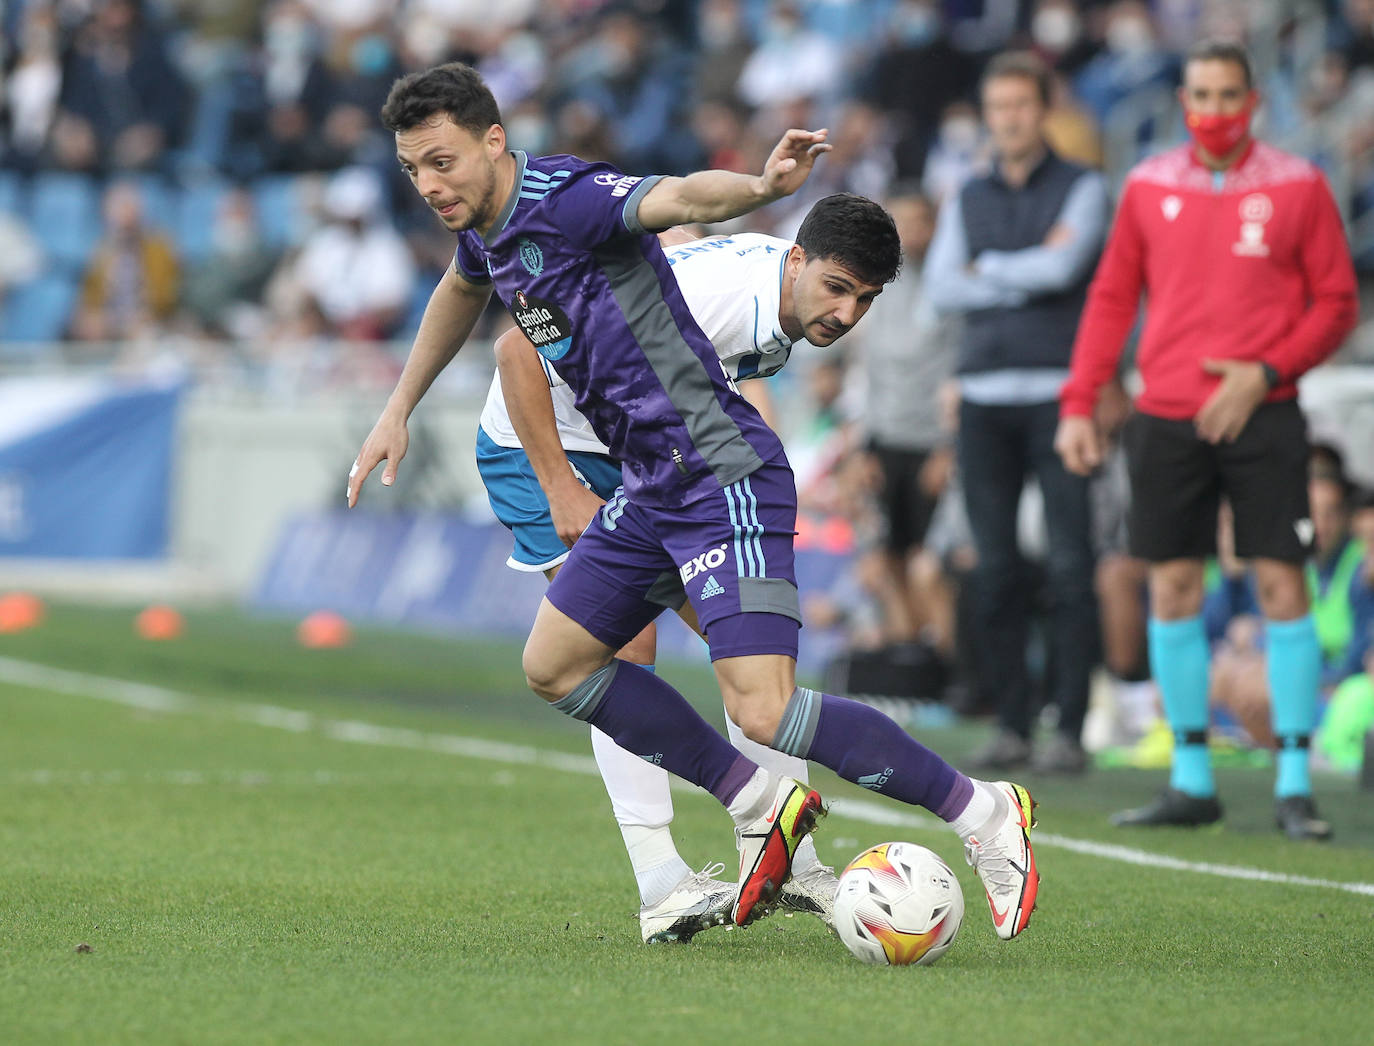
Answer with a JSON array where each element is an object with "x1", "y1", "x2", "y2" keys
[
  {"x1": 252, "y1": 173, "x2": 312, "y2": 248},
  {"x1": 130, "y1": 173, "x2": 178, "y2": 236},
  {"x1": 0, "y1": 272, "x2": 79, "y2": 344},
  {"x1": 0, "y1": 170, "x2": 25, "y2": 218},
  {"x1": 176, "y1": 177, "x2": 231, "y2": 263},
  {"x1": 28, "y1": 172, "x2": 100, "y2": 273}
]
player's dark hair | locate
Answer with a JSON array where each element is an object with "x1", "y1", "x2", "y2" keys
[
  {"x1": 1185, "y1": 39, "x2": 1253, "y2": 89},
  {"x1": 380, "y1": 62, "x2": 502, "y2": 136},
  {"x1": 981, "y1": 50, "x2": 1053, "y2": 108},
  {"x1": 795, "y1": 194, "x2": 902, "y2": 285}
]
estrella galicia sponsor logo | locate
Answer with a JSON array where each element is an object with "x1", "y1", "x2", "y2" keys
[
  {"x1": 517, "y1": 237, "x2": 543, "y2": 276},
  {"x1": 679, "y1": 543, "x2": 729, "y2": 584},
  {"x1": 512, "y1": 289, "x2": 573, "y2": 361},
  {"x1": 857, "y1": 767, "x2": 895, "y2": 791},
  {"x1": 592, "y1": 171, "x2": 643, "y2": 198}
]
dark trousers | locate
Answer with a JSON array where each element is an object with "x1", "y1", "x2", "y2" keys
[{"x1": 957, "y1": 399, "x2": 1098, "y2": 740}]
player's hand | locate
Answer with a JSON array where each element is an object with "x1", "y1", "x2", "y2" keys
[
  {"x1": 1195, "y1": 359, "x2": 1269, "y2": 444},
  {"x1": 548, "y1": 478, "x2": 606, "y2": 548},
  {"x1": 1054, "y1": 414, "x2": 1103, "y2": 476},
  {"x1": 347, "y1": 408, "x2": 409, "y2": 507},
  {"x1": 758, "y1": 129, "x2": 831, "y2": 201}
]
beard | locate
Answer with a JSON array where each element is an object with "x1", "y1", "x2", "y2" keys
[{"x1": 439, "y1": 162, "x2": 498, "y2": 233}]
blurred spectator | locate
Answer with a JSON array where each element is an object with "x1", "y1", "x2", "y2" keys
[
  {"x1": 1073, "y1": 1, "x2": 1179, "y2": 128},
  {"x1": 556, "y1": 9, "x2": 695, "y2": 173},
  {"x1": 181, "y1": 189, "x2": 282, "y2": 340},
  {"x1": 693, "y1": 0, "x2": 754, "y2": 108},
  {"x1": 70, "y1": 180, "x2": 181, "y2": 342},
  {"x1": 55, "y1": 0, "x2": 188, "y2": 173},
  {"x1": 921, "y1": 100, "x2": 986, "y2": 205},
  {"x1": 860, "y1": 1, "x2": 979, "y2": 181},
  {"x1": 926, "y1": 51, "x2": 1109, "y2": 774},
  {"x1": 284, "y1": 166, "x2": 415, "y2": 341},
  {"x1": 218, "y1": 1, "x2": 346, "y2": 176},
  {"x1": 1333, "y1": 0, "x2": 1374, "y2": 72},
  {"x1": 1028, "y1": 0, "x2": 1100, "y2": 78},
  {"x1": 1044, "y1": 70, "x2": 1104, "y2": 168},
  {"x1": 3, "y1": 3, "x2": 64, "y2": 171},
  {"x1": 736, "y1": 1, "x2": 843, "y2": 113},
  {"x1": 853, "y1": 186, "x2": 957, "y2": 649},
  {"x1": 0, "y1": 214, "x2": 45, "y2": 305}
]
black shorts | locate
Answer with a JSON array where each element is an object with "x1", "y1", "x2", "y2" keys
[
  {"x1": 1123, "y1": 401, "x2": 1310, "y2": 564},
  {"x1": 868, "y1": 443, "x2": 939, "y2": 555}
]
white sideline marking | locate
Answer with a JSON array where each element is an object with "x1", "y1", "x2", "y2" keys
[
  {"x1": 4, "y1": 655, "x2": 1373, "y2": 899},
  {"x1": 8, "y1": 769, "x2": 346, "y2": 786}
]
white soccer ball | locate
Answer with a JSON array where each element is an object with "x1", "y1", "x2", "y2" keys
[{"x1": 833, "y1": 842, "x2": 964, "y2": 966}]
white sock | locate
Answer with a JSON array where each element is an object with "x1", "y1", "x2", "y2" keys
[
  {"x1": 791, "y1": 834, "x2": 823, "y2": 874},
  {"x1": 950, "y1": 780, "x2": 1000, "y2": 840},
  {"x1": 620, "y1": 823, "x2": 691, "y2": 907},
  {"x1": 725, "y1": 767, "x2": 772, "y2": 826}
]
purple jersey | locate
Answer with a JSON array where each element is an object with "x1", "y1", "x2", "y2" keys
[{"x1": 453, "y1": 151, "x2": 785, "y2": 508}]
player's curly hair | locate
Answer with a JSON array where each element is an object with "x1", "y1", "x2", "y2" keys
[
  {"x1": 795, "y1": 194, "x2": 902, "y2": 285},
  {"x1": 380, "y1": 62, "x2": 502, "y2": 136}
]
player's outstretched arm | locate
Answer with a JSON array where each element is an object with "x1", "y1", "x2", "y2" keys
[
  {"x1": 636, "y1": 129, "x2": 830, "y2": 230},
  {"x1": 495, "y1": 328, "x2": 605, "y2": 547},
  {"x1": 347, "y1": 266, "x2": 491, "y2": 507}
]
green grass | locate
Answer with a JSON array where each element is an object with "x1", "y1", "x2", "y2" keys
[{"x1": 3, "y1": 603, "x2": 1373, "y2": 1045}]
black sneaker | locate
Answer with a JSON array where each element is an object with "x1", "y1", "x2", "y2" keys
[
  {"x1": 1109, "y1": 788, "x2": 1223, "y2": 827},
  {"x1": 1274, "y1": 795, "x2": 1333, "y2": 841}
]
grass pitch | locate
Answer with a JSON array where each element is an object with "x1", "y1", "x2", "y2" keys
[{"x1": 3, "y1": 603, "x2": 1373, "y2": 1045}]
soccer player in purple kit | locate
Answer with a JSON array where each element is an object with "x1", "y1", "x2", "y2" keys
[{"x1": 348, "y1": 63, "x2": 1040, "y2": 938}]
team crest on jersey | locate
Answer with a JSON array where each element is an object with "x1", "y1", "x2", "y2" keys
[
  {"x1": 1161, "y1": 195, "x2": 1182, "y2": 221},
  {"x1": 517, "y1": 237, "x2": 544, "y2": 276},
  {"x1": 1233, "y1": 193, "x2": 1273, "y2": 257},
  {"x1": 512, "y1": 289, "x2": 573, "y2": 361}
]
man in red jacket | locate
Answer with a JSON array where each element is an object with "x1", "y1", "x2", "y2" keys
[{"x1": 1056, "y1": 40, "x2": 1357, "y2": 839}]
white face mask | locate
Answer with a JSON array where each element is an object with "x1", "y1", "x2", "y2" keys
[
  {"x1": 940, "y1": 117, "x2": 980, "y2": 152},
  {"x1": 1105, "y1": 17, "x2": 1154, "y2": 56},
  {"x1": 1032, "y1": 8, "x2": 1080, "y2": 53}
]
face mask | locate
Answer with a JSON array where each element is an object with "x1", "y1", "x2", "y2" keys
[
  {"x1": 894, "y1": 4, "x2": 939, "y2": 47},
  {"x1": 1186, "y1": 105, "x2": 1252, "y2": 157},
  {"x1": 1032, "y1": 8, "x2": 1079, "y2": 52},
  {"x1": 940, "y1": 117, "x2": 980, "y2": 152},
  {"x1": 1105, "y1": 17, "x2": 1153, "y2": 56}
]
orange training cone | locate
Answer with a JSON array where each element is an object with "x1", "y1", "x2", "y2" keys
[
  {"x1": 135, "y1": 604, "x2": 185, "y2": 640},
  {"x1": 0, "y1": 591, "x2": 45, "y2": 632},
  {"x1": 297, "y1": 610, "x2": 352, "y2": 649}
]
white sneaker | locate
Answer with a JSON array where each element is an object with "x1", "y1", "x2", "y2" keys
[
  {"x1": 639, "y1": 862, "x2": 734, "y2": 944},
  {"x1": 777, "y1": 862, "x2": 838, "y2": 928},
  {"x1": 733, "y1": 777, "x2": 826, "y2": 927},
  {"x1": 963, "y1": 780, "x2": 1039, "y2": 940}
]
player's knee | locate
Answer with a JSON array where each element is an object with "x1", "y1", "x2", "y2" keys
[
  {"x1": 728, "y1": 698, "x2": 787, "y2": 746},
  {"x1": 521, "y1": 641, "x2": 569, "y2": 702}
]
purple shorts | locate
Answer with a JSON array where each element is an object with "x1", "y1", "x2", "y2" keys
[{"x1": 545, "y1": 459, "x2": 802, "y2": 660}]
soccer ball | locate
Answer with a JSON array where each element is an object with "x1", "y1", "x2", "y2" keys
[{"x1": 833, "y1": 842, "x2": 964, "y2": 966}]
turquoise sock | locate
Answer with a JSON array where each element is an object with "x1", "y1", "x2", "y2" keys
[
  {"x1": 1265, "y1": 615, "x2": 1321, "y2": 799},
  {"x1": 1149, "y1": 616, "x2": 1214, "y2": 798}
]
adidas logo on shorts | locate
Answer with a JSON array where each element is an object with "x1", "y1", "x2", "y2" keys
[{"x1": 700, "y1": 575, "x2": 726, "y2": 599}]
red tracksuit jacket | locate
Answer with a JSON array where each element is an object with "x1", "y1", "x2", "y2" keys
[{"x1": 1060, "y1": 140, "x2": 1358, "y2": 420}]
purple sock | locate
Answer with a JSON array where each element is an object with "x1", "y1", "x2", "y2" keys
[
  {"x1": 552, "y1": 661, "x2": 757, "y2": 805},
  {"x1": 773, "y1": 687, "x2": 972, "y2": 819}
]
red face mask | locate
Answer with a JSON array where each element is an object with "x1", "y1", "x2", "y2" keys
[{"x1": 1185, "y1": 106, "x2": 1252, "y2": 158}]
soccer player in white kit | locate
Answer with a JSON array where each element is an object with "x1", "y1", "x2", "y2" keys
[{"x1": 477, "y1": 201, "x2": 881, "y2": 941}]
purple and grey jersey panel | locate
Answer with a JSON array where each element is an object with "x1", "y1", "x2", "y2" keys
[{"x1": 453, "y1": 151, "x2": 784, "y2": 509}]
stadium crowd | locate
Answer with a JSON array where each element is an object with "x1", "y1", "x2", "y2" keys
[{"x1": 2, "y1": 0, "x2": 1373, "y2": 773}]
